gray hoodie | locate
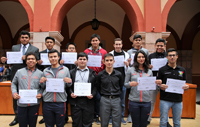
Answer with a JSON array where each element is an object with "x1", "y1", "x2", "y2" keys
[
  {"x1": 11, "y1": 67, "x2": 43, "y2": 107},
  {"x1": 42, "y1": 65, "x2": 72, "y2": 102},
  {"x1": 124, "y1": 67, "x2": 153, "y2": 102}
]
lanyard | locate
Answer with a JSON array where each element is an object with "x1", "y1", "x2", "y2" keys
[{"x1": 78, "y1": 70, "x2": 87, "y2": 82}]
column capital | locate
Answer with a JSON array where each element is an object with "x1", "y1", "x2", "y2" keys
[{"x1": 29, "y1": 31, "x2": 64, "y2": 52}]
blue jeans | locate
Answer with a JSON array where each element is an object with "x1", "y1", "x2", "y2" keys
[
  {"x1": 159, "y1": 100, "x2": 183, "y2": 127},
  {"x1": 120, "y1": 86, "x2": 126, "y2": 118}
]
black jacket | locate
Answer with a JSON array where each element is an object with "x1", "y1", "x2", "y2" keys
[{"x1": 67, "y1": 67, "x2": 97, "y2": 105}]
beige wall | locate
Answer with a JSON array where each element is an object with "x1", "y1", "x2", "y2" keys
[
  {"x1": 192, "y1": 30, "x2": 200, "y2": 74},
  {"x1": 74, "y1": 25, "x2": 115, "y2": 53},
  {"x1": 27, "y1": 0, "x2": 34, "y2": 13}
]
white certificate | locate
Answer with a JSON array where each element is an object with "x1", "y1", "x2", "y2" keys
[
  {"x1": 46, "y1": 78, "x2": 65, "y2": 92},
  {"x1": 137, "y1": 77, "x2": 156, "y2": 90},
  {"x1": 165, "y1": 78, "x2": 186, "y2": 94},
  {"x1": 6, "y1": 52, "x2": 23, "y2": 64},
  {"x1": 151, "y1": 58, "x2": 168, "y2": 71},
  {"x1": 113, "y1": 55, "x2": 125, "y2": 68},
  {"x1": 74, "y1": 82, "x2": 91, "y2": 96},
  {"x1": 62, "y1": 52, "x2": 77, "y2": 64},
  {"x1": 19, "y1": 90, "x2": 37, "y2": 104},
  {"x1": 40, "y1": 53, "x2": 51, "y2": 65},
  {"x1": 87, "y1": 55, "x2": 101, "y2": 67},
  {"x1": 131, "y1": 53, "x2": 135, "y2": 65}
]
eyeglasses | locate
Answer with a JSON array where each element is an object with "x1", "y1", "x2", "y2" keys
[{"x1": 168, "y1": 54, "x2": 176, "y2": 57}]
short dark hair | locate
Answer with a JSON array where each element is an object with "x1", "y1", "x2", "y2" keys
[
  {"x1": 133, "y1": 34, "x2": 142, "y2": 40},
  {"x1": 19, "y1": 30, "x2": 30, "y2": 38},
  {"x1": 45, "y1": 36, "x2": 55, "y2": 43},
  {"x1": 66, "y1": 42, "x2": 77, "y2": 49},
  {"x1": 167, "y1": 48, "x2": 178, "y2": 55},
  {"x1": 133, "y1": 50, "x2": 149, "y2": 73},
  {"x1": 114, "y1": 38, "x2": 123, "y2": 44},
  {"x1": 90, "y1": 34, "x2": 100, "y2": 41},
  {"x1": 77, "y1": 52, "x2": 88, "y2": 60},
  {"x1": 104, "y1": 53, "x2": 114, "y2": 61},
  {"x1": 48, "y1": 49, "x2": 60, "y2": 57},
  {"x1": 155, "y1": 38, "x2": 166, "y2": 45},
  {"x1": 25, "y1": 52, "x2": 37, "y2": 62}
]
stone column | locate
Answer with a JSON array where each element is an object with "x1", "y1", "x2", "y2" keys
[
  {"x1": 29, "y1": 31, "x2": 64, "y2": 52},
  {"x1": 129, "y1": 32, "x2": 171, "y2": 54},
  {"x1": 177, "y1": 50, "x2": 193, "y2": 83}
]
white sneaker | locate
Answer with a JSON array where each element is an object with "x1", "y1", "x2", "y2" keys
[{"x1": 127, "y1": 114, "x2": 132, "y2": 123}]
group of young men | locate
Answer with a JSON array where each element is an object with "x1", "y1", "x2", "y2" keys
[{"x1": 1, "y1": 30, "x2": 189, "y2": 127}]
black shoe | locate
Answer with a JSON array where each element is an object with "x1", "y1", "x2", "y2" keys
[
  {"x1": 147, "y1": 121, "x2": 150, "y2": 125},
  {"x1": 9, "y1": 120, "x2": 18, "y2": 126},
  {"x1": 196, "y1": 101, "x2": 200, "y2": 105},
  {"x1": 167, "y1": 122, "x2": 172, "y2": 127},
  {"x1": 96, "y1": 117, "x2": 101, "y2": 125},
  {"x1": 39, "y1": 118, "x2": 45, "y2": 124}
]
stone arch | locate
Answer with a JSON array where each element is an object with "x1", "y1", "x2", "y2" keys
[
  {"x1": 0, "y1": 0, "x2": 33, "y2": 31},
  {"x1": 181, "y1": 12, "x2": 200, "y2": 50},
  {"x1": 51, "y1": 0, "x2": 144, "y2": 32},
  {"x1": 161, "y1": 0, "x2": 176, "y2": 31},
  {"x1": 0, "y1": 14, "x2": 12, "y2": 49},
  {"x1": 166, "y1": 25, "x2": 180, "y2": 49},
  {"x1": 70, "y1": 21, "x2": 120, "y2": 42}
]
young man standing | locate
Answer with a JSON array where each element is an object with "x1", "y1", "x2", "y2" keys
[
  {"x1": 109, "y1": 38, "x2": 129, "y2": 124},
  {"x1": 127, "y1": 34, "x2": 149, "y2": 58},
  {"x1": 1, "y1": 31, "x2": 39, "y2": 126},
  {"x1": 60, "y1": 42, "x2": 77, "y2": 70},
  {"x1": 60, "y1": 42, "x2": 77, "y2": 123},
  {"x1": 157, "y1": 48, "x2": 189, "y2": 127},
  {"x1": 97, "y1": 53, "x2": 123, "y2": 127},
  {"x1": 84, "y1": 34, "x2": 107, "y2": 124},
  {"x1": 11, "y1": 52, "x2": 43, "y2": 127},
  {"x1": 37, "y1": 36, "x2": 58, "y2": 124},
  {"x1": 40, "y1": 49, "x2": 72, "y2": 127},
  {"x1": 148, "y1": 38, "x2": 171, "y2": 126},
  {"x1": 37, "y1": 36, "x2": 56, "y2": 71},
  {"x1": 68, "y1": 52, "x2": 97, "y2": 127}
]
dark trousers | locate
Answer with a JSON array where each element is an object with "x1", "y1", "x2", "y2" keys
[
  {"x1": 129, "y1": 101, "x2": 151, "y2": 127},
  {"x1": 65, "y1": 101, "x2": 69, "y2": 122},
  {"x1": 94, "y1": 91, "x2": 101, "y2": 118},
  {"x1": 71, "y1": 98, "x2": 94, "y2": 127},
  {"x1": 13, "y1": 98, "x2": 18, "y2": 120},
  {"x1": 18, "y1": 104, "x2": 40, "y2": 127},
  {"x1": 43, "y1": 102, "x2": 66, "y2": 127}
]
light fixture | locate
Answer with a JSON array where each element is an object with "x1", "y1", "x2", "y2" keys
[{"x1": 91, "y1": 0, "x2": 100, "y2": 30}]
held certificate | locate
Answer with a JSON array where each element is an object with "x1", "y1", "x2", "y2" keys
[
  {"x1": 131, "y1": 53, "x2": 135, "y2": 65},
  {"x1": 62, "y1": 52, "x2": 77, "y2": 64},
  {"x1": 40, "y1": 53, "x2": 51, "y2": 65},
  {"x1": 137, "y1": 77, "x2": 156, "y2": 90},
  {"x1": 87, "y1": 55, "x2": 101, "y2": 67},
  {"x1": 19, "y1": 90, "x2": 37, "y2": 104},
  {"x1": 46, "y1": 78, "x2": 65, "y2": 92},
  {"x1": 6, "y1": 52, "x2": 23, "y2": 64},
  {"x1": 113, "y1": 55, "x2": 125, "y2": 68},
  {"x1": 74, "y1": 82, "x2": 91, "y2": 96},
  {"x1": 151, "y1": 58, "x2": 168, "y2": 71},
  {"x1": 165, "y1": 78, "x2": 186, "y2": 94}
]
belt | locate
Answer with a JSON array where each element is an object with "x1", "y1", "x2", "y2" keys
[{"x1": 103, "y1": 95, "x2": 120, "y2": 99}]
